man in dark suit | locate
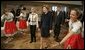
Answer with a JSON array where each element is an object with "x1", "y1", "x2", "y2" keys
[
  {"x1": 53, "y1": 5, "x2": 65, "y2": 42},
  {"x1": 15, "y1": 5, "x2": 24, "y2": 24}
]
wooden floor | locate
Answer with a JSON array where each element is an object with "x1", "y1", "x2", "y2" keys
[{"x1": 1, "y1": 24, "x2": 68, "y2": 49}]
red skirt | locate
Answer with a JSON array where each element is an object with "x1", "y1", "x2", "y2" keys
[
  {"x1": 4, "y1": 21, "x2": 17, "y2": 36},
  {"x1": 19, "y1": 19, "x2": 27, "y2": 29},
  {"x1": 64, "y1": 33, "x2": 84, "y2": 49}
]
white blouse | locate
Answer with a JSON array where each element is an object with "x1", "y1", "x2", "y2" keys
[
  {"x1": 28, "y1": 13, "x2": 38, "y2": 27},
  {"x1": 19, "y1": 12, "x2": 26, "y2": 18},
  {"x1": 19, "y1": 11, "x2": 27, "y2": 19},
  {"x1": 69, "y1": 19, "x2": 82, "y2": 34},
  {"x1": 1, "y1": 12, "x2": 14, "y2": 22}
]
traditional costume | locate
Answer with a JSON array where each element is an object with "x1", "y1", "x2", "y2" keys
[
  {"x1": 1, "y1": 12, "x2": 17, "y2": 37},
  {"x1": 18, "y1": 11, "x2": 27, "y2": 31},
  {"x1": 64, "y1": 20, "x2": 84, "y2": 49}
]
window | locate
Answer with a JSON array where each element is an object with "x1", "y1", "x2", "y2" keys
[
  {"x1": 52, "y1": 5, "x2": 67, "y2": 12},
  {"x1": 52, "y1": 6, "x2": 57, "y2": 12}
]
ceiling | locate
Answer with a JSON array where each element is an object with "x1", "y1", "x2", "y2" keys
[
  {"x1": 2, "y1": 1, "x2": 83, "y2": 5},
  {"x1": 26, "y1": 1, "x2": 83, "y2": 5}
]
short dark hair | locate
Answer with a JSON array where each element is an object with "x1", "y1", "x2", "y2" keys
[
  {"x1": 20, "y1": 4, "x2": 23, "y2": 7},
  {"x1": 57, "y1": 5, "x2": 61, "y2": 8},
  {"x1": 23, "y1": 7, "x2": 26, "y2": 10}
]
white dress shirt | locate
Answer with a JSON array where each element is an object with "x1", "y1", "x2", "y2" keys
[{"x1": 57, "y1": 11, "x2": 60, "y2": 16}]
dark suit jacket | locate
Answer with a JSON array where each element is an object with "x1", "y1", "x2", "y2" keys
[
  {"x1": 16, "y1": 9, "x2": 21, "y2": 16},
  {"x1": 40, "y1": 11, "x2": 52, "y2": 29},
  {"x1": 54, "y1": 11, "x2": 65, "y2": 26},
  {"x1": 11, "y1": 9, "x2": 16, "y2": 21}
]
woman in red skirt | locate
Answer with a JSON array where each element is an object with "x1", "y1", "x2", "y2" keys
[
  {"x1": 52, "y1": 8, "x2": 84, "y2": 49},
  {"x1": 1, "y1": 9, "x2": 17, "y2": 43},
  {"x1": 17, "y1": 7, "x2": 27, "y2": 34}
]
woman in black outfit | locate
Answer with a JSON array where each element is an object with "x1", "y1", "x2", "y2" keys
[{"x1": 40, "y1": 5, "x2": 52, "y2": 49}]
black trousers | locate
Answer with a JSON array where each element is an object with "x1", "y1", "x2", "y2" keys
[
  {"x1": 14, "y1": 18, "x2": 19, "y2": 24},
  {"x1": 54, "y1": 24, "x2": 61, "y2": 38},
  {"x1": 30, "y1": 25, "x2": 36, "y2": 42}
]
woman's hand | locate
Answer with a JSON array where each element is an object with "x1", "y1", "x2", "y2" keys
[
  {"x1": 51, "y1": 42, "x2": 60, "y2": 48},
  {"x1": 50, "y1": 30, "x2": 53, "y2": 33},
  {"x1": 65, "y1": 19, "x2": 69, "y2": 22}
]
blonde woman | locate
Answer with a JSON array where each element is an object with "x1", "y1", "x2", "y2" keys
[{"x1": 28, "y1": 7, "x2": 38, "y2": 43}]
